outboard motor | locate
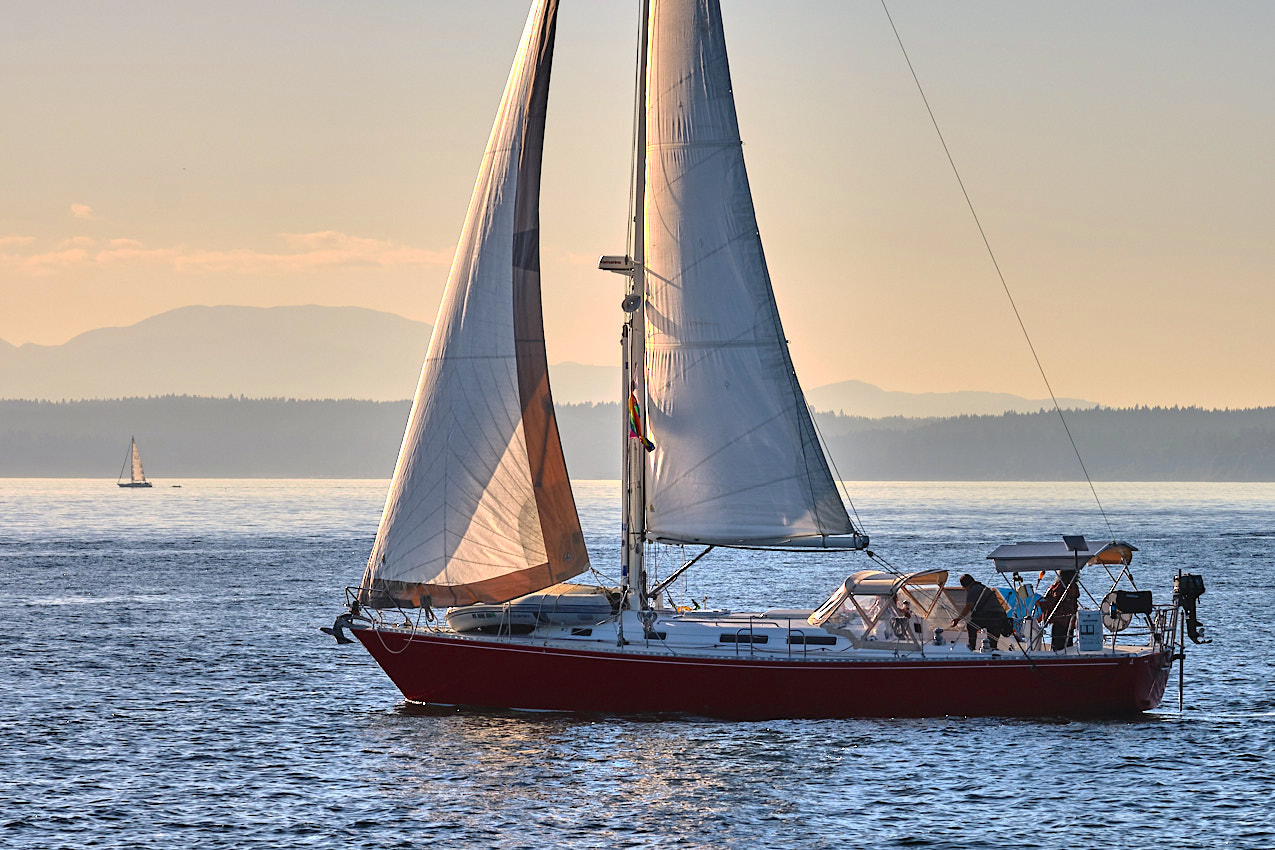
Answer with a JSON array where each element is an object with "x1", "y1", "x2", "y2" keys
[{"x1": 1174, "y1": 572, "x2": 1210, "y2": 644}]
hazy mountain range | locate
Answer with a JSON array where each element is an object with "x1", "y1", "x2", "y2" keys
[
  {"x1": 0, "y1": 305, "x2": 431, "y2": 402},
  {"x1": 0, "y1": 305, "x2": 1098, "y2": 415},
  {"x1": 805, "y1": 380, "x2": 1094, "y2": 418}
]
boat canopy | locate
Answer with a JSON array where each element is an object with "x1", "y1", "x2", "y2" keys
[
  {"x1": 809, "y1": 569, "x2": 949, "y2": 627},
  {"x1": 987, "y1": 538, "x2": 1138, "y2": 573},
  {"x1": 808, "y1": 569, "x2": 952, "y2": 651},
  {"x1": 1088, "y1": 541, "x2": 1138, "y2": 565}
]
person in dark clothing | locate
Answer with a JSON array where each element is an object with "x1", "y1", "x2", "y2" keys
[
  {"x1": 951, "y1": 573, "x2": 1014, "y2": 651},
  {"x1": 1035, "y1": 569, "x2": 1081, "y2": 651}
]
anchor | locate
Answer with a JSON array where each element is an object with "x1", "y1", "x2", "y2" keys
[{"x1": 321, "y1": 612, "x2": 356, "y2": 645}]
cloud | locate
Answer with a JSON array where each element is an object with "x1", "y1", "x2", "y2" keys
[
  {"x1": 95, "y1": 244, "x2": 179, "y2": 265},
  {"x1": 171, "y1": 231, "x2": 451, "y2": 274},
  {"x1": 0, "y1": 248, "x2": 89, "y2": 275},
  {"x1": 70, "y1": 204, "x2": 95, "y2": 219},
  {"x1": 1, "y1": 230, "x2": 450, "y2": 277},
  {"x1": 280, "y1": 231, "x2": 363, "y2": 250}
]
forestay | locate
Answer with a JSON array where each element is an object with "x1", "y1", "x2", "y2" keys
[
  {"x1": 361, "y1": 0, "x2": 588, "y2": 608},
  {"x1": 642, "y1": 0, "x2": 858, "y2": 547}
]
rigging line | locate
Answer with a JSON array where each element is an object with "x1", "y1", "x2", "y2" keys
[
  {"x1": 879, "y1": 0, "x2": 1114, "y2": 539},
  {"x1": 808, "y1": 402, "x2": 867, "y2": 534},
  {"x1": 589, "y1": 565, "x2": 622, "y2": 587},
  {"x1": 864, "y1": 550, "x2": 905, "y2": 577},
  {"x1": 624, "y1": 0, "x2": 644, "y2": 257},
  {"x1": 647, "y1": 545, "x2": 714, "y2": 600},
  {"x1": 370, "y1": 601, "x2": 428, "y2": 656}
]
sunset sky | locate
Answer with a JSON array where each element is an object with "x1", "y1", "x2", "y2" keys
[{"x1": 2, "y1": 1, "x2": 1271, "y2": 408}]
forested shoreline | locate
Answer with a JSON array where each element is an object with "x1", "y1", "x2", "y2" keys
[{"x1": 2, "y1": 396, "x2": 1272, "y2": 480}]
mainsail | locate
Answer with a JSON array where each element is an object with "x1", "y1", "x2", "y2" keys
[
  {"x1": 642, "y1": 0, "x2": 859, "y2": 546},
  {"x1": 361, "y1": 0, "x2": 588, "y2": 608},
  {"x1": 130, "y1": 439, "x2": 145, "y2": 484}
]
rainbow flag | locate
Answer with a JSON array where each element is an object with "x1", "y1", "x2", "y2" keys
[{"x1": 627, "y1": 393, "x2": 656, "y2": 453}]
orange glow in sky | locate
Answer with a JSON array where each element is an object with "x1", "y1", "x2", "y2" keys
[{"x1": 2, "y1": 1, "x2": 1272, "y2": 408}]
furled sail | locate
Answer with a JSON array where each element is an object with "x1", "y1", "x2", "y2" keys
[
  {"x1": 361, "y1": 0, "x2": 588, "y2": 608},
  {"x1": 130, "y1": 439, "x2": 145, "y2": 484},
  {"x1": 642, "y1": 0, "x2": 859, "y2": 547}
]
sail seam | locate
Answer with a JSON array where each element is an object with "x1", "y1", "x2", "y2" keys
[
  {"x1": 651, "y1": 404, "x2": 793, "y2": 489},
  {"x1": 647, "y1": 140, "x2": 742, "y2": 150},
  {"x1": 646, "y1": 339, "x2": 784, "y2": 350},
  {"x1": 648, "y1": 226, "x2": 756, "y2": 285}
]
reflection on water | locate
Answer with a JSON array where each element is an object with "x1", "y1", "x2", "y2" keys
[{"x1": 0, "y1": 479, "x2": 1272, "y2": 848}]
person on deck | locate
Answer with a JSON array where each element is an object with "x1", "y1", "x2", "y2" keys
[
  {"x1": 951, "y1": 573, "x2": 1014, "y2": 651},
  {"x1": 1036, "y1": 569, "x2": 1081, "y2": 652}
]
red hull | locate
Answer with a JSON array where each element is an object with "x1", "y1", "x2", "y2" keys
[{"x1": 355, "y1": 629, "x2": 1172, "y2": 719}]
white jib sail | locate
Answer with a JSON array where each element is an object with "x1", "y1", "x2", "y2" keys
[
  {"x1": 131, "y1": 440, "x2": 145, "y2": 484},
  {"x1": 642, "y1": 0, "x2": 856, "y2": 546},
  {"x1": 361, "y1": 0, "x2": 588, "y2": 608}
]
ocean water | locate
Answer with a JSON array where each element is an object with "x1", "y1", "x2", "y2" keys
[{"x1": 1, "y1": 478, "x2": 1272, "y2": 849}]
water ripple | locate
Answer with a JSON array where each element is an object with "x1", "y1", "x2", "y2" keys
[{"x1": 0, "y1": 480, "x2": 1271, "y2": 848}]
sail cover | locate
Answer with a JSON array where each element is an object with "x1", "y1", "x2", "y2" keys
[
  {"x1": 642, "y1": 0, "x2": 856, "y2": 546},
  {"x1": 361, "y1": 0, "x2": 589, "y2": 608}
]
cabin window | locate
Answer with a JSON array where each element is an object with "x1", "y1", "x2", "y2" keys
[
  {"x1": 570, "y1": 628, "x2": 593, "y2": 636},
  {"x1": 788, "y1": 635, "x2": 837, "y2": 646},
  {"x1": 719, "y1": 633, "x2": 769, "y2": 644}
]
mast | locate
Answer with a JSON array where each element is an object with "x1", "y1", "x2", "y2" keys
[
  {"x1": 118, "y1": 438, "x2": 133, "y2": 484},
  {"x1": 622, "y1": 0, "x2": 651, "y2": 612}
]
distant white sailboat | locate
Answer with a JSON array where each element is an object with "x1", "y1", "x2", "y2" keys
[{"x1": 116, "y1": 437, "x2": 153, "y2": 488}]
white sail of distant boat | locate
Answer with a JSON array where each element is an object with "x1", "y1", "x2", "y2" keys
[
  {"x1": 117, "y1": 437, "x2": 153, "y2": 488},
  {"x1": 331, "y1": 0, "x2": 1206, "y2": 720}
]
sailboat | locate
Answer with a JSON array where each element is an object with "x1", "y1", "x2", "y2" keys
[
  {"x1": 330, "y1": 0, "x2": 1208, "y2": 718},
  {"x1": 116, "y1": 436, "x2": 153, "y2": 488}
]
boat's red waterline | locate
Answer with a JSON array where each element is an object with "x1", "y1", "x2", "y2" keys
[{"x1": 355, "y1": 629, "x2": 1172, "y2": 720}]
